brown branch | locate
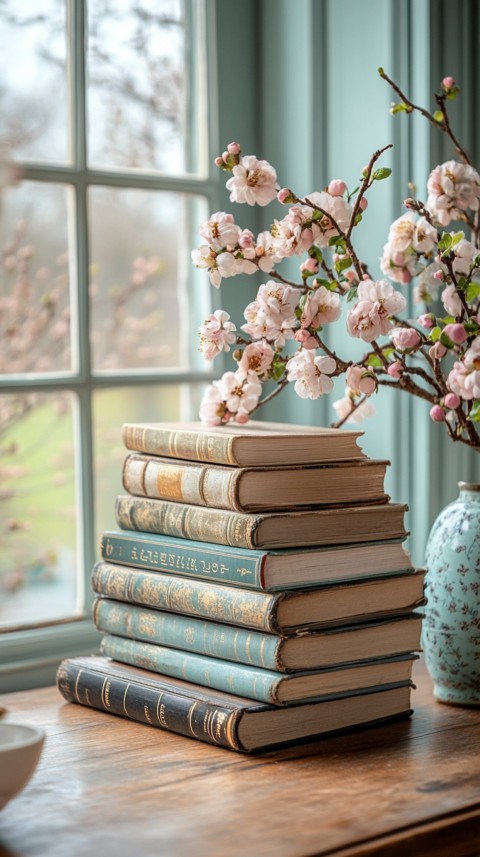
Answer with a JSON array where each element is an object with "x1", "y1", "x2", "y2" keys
[
  {"x1": 346, "y1": 144, "x2": 393, "y2": 240},
  {"x1": 379, "y1": 68, "x2": 471, "y2": 164}
]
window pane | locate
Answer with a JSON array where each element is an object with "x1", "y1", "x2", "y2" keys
[
  {"x1": 0, "y1": 0, "x2": 68, "y2": 163},
  {"x1": 93, "y1": 383, "x2": 203, "y2": 543},
  {"x1": 0, "y1": 181, "x2": 72, "y2": 375},
  {"x1": 87, "y1": 0, "x2": 205, "y2": 174},
  {"x1": 0, "y1": 391, "x2": 78, "y2": 629},
  {"x1": 88, "y1": 187, "x2": 207, "y2": 371}
]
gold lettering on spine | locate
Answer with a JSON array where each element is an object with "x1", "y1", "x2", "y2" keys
[
  {"x1": 122, "y1": 682, "x2": 131, "y2": 715},
  {"x1": 155, "y1": 692, "x2": 164, "y2": 725},
  {"x1": 153, "y1": 462, "x2": 184, "y2": 503},
  {"x1": 225, "y1": 713, "x2": 238, "y2": 750},
  {"x1": 74, "y1": 669, "x2": 84, "y2": 704},
  {"x1": 188, "y1": 701, "x2": 198, "y2": 736}
]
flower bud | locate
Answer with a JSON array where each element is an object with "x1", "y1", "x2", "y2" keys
[
  {"x1": 429, "y1": 342, "x2": 447, "y2": 360},
  {"x1": 403, "y1": 198, "x2": 416, "y2": 209},
  {"x1": 391, "y1": 327, "x2": 421, "y2": 351},
  {"x1": 387, "y1": 361, "x2": 403, "y2": 378},
  {"x1": 433, "y1": 269, "x2": 444, "y2": 281},
  {"x1": 418, "y1": 313, "x2": 436, "y2": 329},
  {"x1": 214, "y1": 156, "x2": 224, "y2": 167},
  {"x1": 227, "y1": 142, "x2": 241, "y2": 155},
  {"x1": 430, "y1": 404, "x2": 446, "y2": 422},
  {"x1": 328, "y1": 179, "x2": 347, "y2": 197},
  {"x1": 277, "y1": 187, "x2": 294, "y2": 204},
  {"x1": 443, "y1": 323, "x2": 467, "y2": 344},
  {"x1": 442, "y1": 76, "x2": 455, "y2": 91},
  {"x1": 359, "y1": 197, "x2": 368, "y2": 211},
  {"x1": 444, "y1": 392, "x2": 461, "y2": 409}
]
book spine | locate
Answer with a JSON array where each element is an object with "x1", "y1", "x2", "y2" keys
[
  {"x1": 100, "y1": 634, "x2": 283, "y2": 705},
  {"x1": 122, "y1": 424, "x2": 236, "y2": 465},
  {"x1": 100, "y1": 531, "x2": 265, "y2": 590},
  {"x1": 115, "y1": 495, "x2": 259, "y2": 549},
  {"x1": 91, "y1": 561, "x2": 279, "y2": 632},
  {"x1": 93, "y1": 598, "x2": 283, "y2": 671},
  {"x1": 122, "y1": 454, "x2": 242, "y2": 511},
  {"x1": 56, "y1": 659, "x2": 242, "y2": 750}
]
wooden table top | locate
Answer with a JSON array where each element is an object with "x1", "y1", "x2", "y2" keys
[{"x1": 0, "y1": 658, "x2": 479, "y2": 857}]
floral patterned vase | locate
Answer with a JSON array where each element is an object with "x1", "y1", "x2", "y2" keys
[{"x1": 423, "y1": 482, "x2": 480, "y2": 707}]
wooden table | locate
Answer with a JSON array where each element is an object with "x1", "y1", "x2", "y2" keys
[{"x1": 0, "y1": 658, "x2": 479, "y2": 857}]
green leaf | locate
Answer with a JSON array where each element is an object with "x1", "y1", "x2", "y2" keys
[
  {"x1": 433, "y1": 110, "x2": 444, "y2": 123},
  {"x1": 438, "y1": 233, "x2": 453, "y2": 252},
  {"x1": 373, "y1": 167, "x2": 392, "y2": 181},
  {"x1": 457, "y1": 276, "x2": 468, "y2": 291},
  {"x1": 451, "y1": 231, "x2": 465, "y2": 246},
  {"x1": 334, "y1": 257, "x2": 352, "y2": 273},
  {"x1": 328, "y1": 236, "x2": 346, "y2": 251},
  {"x1": 468, "y1": 400, "x2": 480, "y2": 422},
  {"x1": 345, "y1": 286, "x2": 358, "y2": 303},
  {"x1": 465, "y1": 319, "x2": 480, "y2": 333},
  {"x1": 366, "y1": 353, "x2": 383, "y2": 367},
  {"x1": 438, "y1": 315, "x2": 456, "y2": 324},
  {"x1": 466, "y1": 282, "x2": 480, "y2": 303},
  {"x1": 429, "y1": 326, "x2": 442, "y2": 342},
  {"x1": 312, "y1": 278, "x2": 331, "y2": 288},
  {"x1": 390, "y1": 102, "x2": 410, "y2": 115},
  {"x1": 440, "y1": 332, "x2": 454, "y2": 348}
]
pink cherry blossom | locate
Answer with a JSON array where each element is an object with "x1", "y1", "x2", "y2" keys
[
  {"x1": 199, "y1": 310, "x2": 237, "y2": 361},
  {"x1": 294, "y1": 329, "x2": 318, "y2": 349},
  {"x1": 444, "y1": 392, "x2": 461, "y2": 409},
  {"x1": 242, "y1": 281, "x2": 299, "y2": 347},
  {"x1": 199, "y1": 383, "x2": 227, "y2": 425},
  {"x1": 441, "y1": 284, "x2": 463, "y2": 316},
  {"x1": 388, "y1": 361, "x2": 403, "y2": 378},
  {"x1": 346, "y1": 365, "x2": 377, "y2": 396},
  {"x1": 380, "y1": 244, "x2": 418, "y2": 284},
  {"x1": 236, "y1": 340, "x2": 275, "y2": 379},
  {"x1": 300, "y1": 257, "x2": 319, "y2": 275},
  {"x1": 332, "y1": 392, "x2": 376, "y2": 424},
  {"x1": 301, "y1": 286, "x2": 341, "y2": 329},
  {"x1": 443, "y1": 323, "x2": 467, "y2": 344},
  {"x1": 347, "y1": 279, "x2": 407, "y2": 342},
  {"x1": 429, "y1": 341, "x2": 447, "y2": 360},
  {"x1": 217, "y1": 370, "x2": 263, "y2": 419},
  {"x1": 199, "y1": 211, "x2": 241, "y2": 251},
  {"x1": 390, "y1": 327, "x2": 422, "y2": 351},
  {"x1": 430, "y1": 404, "x2": 446, "y2": 421},
  {"x1": 427, "y1": 160, "x2": 480, "y2": 226},
  {"x1": 418, "y1": 313, "x2": 436, "y2": 328},
  {"x1": 271, "y1": 204, "x2": 316, "y2": 258},
  {"x1": 254, "y1": 230, "x2": 282, "y2": 272},
  {"x1": 225, "y1": 155, "x2": 278, "y2": 206},
  {"x1": 286, "y1": 350, "x2": 336, "y2": 399},
  {"x1": 447, "y1": 337, "x2": 480, "y2": 400},
  {"x1": 327, "y1": 179, "x2": 347, "y2": 197},
  {"x1": 304, "y1": 191, "x2": 353, "y2": 247}
]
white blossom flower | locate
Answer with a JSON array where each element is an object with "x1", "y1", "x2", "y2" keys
[
  {"x1": 286, "y1": 350, "x2": 336, "y2": 399},
  {"x1": 226, "y1": 155, "x2": 278, "y2": 206},
  {"x1": 242, "y1": 281, "x2": 299, "y2": 347},
  {"x1": 332, "y1": 391, "x2": 376, "y2": 424},
  {"x1": 427, "y1": 160, "x2": 480, "y2": 226},
  {"x1": 301, "y1": 286, "x2": 341, "y2": 328},
  {"x1": 199, "y1": 310, "x2": 237, "y2": 361},
  {"x1": 199, "y1": 211, "x2": 241, "y2": 251}
]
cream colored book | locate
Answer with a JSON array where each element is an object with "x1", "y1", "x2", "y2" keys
[{"x1": 122, "y1": 420, "x2": 366, "y2": 466}]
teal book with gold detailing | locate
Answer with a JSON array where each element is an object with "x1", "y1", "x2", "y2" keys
[
  {"x1": 99, "y1": 631, "x2": 417, "y2": 705},
  {"x1": 91, "y1": 560, "x2": 425, "y2": 634},
  {"x1": 100, "y1": 529, "x2": 412, "y2": 591},
  {"x1": 93, "y1": 597, "x2": 423, "y2": 671}
]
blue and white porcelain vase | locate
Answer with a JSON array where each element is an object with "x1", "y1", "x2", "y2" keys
[{"x1": 423, "y1": 482, "x2": 480, "y2": 707}]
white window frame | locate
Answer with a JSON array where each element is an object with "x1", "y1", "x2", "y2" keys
[{"x1": 0, "y1": 0, "x2": 223, "y2": 691}]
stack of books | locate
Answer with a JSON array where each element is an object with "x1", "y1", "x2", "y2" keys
[{"x1": 57, "y1": 421, "x2": 425, "y2": 753}]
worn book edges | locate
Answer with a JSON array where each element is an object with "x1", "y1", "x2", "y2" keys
[
  {"x1": 91, "y1": 560, "x2": 425, "y2": 634},
  {"x1": 122, "y1": 454, "x2": 390, "y2": 512},
  {"x1": 122, "y1": 420, "x2": 366, "y2": 467},
  {"x1": 101, "y1": 529, "x2": 412, "y2": 591},
  {"x1": 57, "y1": 655, "x2": 413, "y2": 753},
  {"x1": 93, "y1": 597, "x2": 423, "y2": 671},
  {"x1": 100, "y1": 632, "x2": 417, "y2": 705},
  {"x1": 115, "y1": 495, "x2": 408, "y2": 550}
]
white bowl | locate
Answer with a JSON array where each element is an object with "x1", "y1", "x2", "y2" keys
[{"x1": 0, "y1": 723, "x2": 45, "y2": 810}]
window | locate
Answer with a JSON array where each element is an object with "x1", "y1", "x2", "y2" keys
[{"x1": 0, "y1": 0, "x2": 217, "y2": 688}]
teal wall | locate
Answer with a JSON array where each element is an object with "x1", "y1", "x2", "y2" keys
[{"x1": 216, "y1": 0, "x2": 480, "y2": 564}]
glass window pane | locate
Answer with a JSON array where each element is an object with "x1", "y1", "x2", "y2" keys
[
  {"x1": 93, "y1": 383, "x2": 203, "y2": 543},
  {"x1": 0, "y1": 0, "x2": 68, "y2": 163},
  {"x1": 87, "y1": 0, "x2": 206, "y2": 174},
  {"x1": 0, "y1": 391, "x2": 78, "y2": 629},
  {"x1": 0, "y1": 181, "x2": 72, "y2": 375},
  {"x1": 88, "y1": 187, "x2": 207, "y2": 371}
]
